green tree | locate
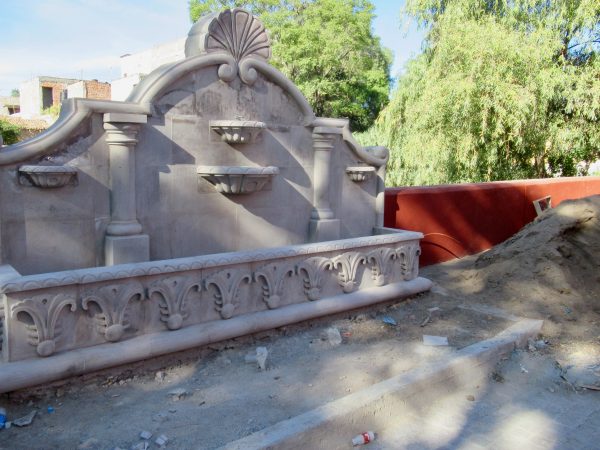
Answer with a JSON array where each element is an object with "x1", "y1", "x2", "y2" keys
[
  {"x1": 376, "y1": 0, "x2": 600, "y2": 186},
  {"x1": 189, "y1": 0, "x2": 392, "y2": 132},
  {"x1": 10, "y1": 88, "x2": 19, "y2": 97},
  {"x1": 0, "y1": 119, "x2": 21, "y2": 145}
]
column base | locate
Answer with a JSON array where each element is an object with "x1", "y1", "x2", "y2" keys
[
  {"x1": 308, "y1": 219, "x2": 340, "y2": 243},
  {"x1": 105, "y1": 234, "x2": 150, "y2": 266}
]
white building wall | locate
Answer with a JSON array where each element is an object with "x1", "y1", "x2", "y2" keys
[
  {"x1": 19, "y1": 78, "x2": 41, "y2": 117},
  {"x1": 67, "y1": 81, "x2": 86, "y2": 99}
]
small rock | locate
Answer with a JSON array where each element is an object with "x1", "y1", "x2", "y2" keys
[
  {"x1": 466, "y1": 395, "x2": 475, "y2": 402},
  {"x1": 548, "y1": 387, "x2": 556, "y2": 393},
  {"x1": 13, "y1": 410, "x2": 36, "y2": 427},
  {"x1": 130, "y1": 443, "x2": 149, "y2": 450},
  {"x1": 324, "y1": 327, "x2": 342, "y2": 346},
  {"x1": 4, "y1": 422, "x2": 11, "y2": 429},
  {"x1": 151, "y1": 411, "x2": 169, "y2": 423},
  {"x1": 381, "y1": 316, "x2": 397, "y2": 326},
  {"x1": 139, "y1": 430, "x2": 152, "y2": 440},
  {"x1": 155, "y1": 434, "x2": 169, "y2": 447},
  {"x1": 245, "y1": 347, "x2": 268, "y2": 371},
  {"x1": 55, "y1": 387, "x2": 65, "y2": 398},
  {"x1": 491, "y1": 371, "x2": 505, "y2": 383},
  {"x1": 422, "y1": 335, "x2": 449, "y2": 346},
  {"x1": 155, "y1": 371, "x2": 165, "y2": 383},
  {"x1": 527, "y1": 339, "x2": 537, "y2": 352},
  {"x1": 78, "y1": 437, "x2": 99, "y2": 449},
  {"x1": 168, "y1": 388, "x2": 188, "y2": 401}
]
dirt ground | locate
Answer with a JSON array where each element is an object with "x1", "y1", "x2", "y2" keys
[{"x1": 1, "y1": 195, "x2": 599, "y2": 449}]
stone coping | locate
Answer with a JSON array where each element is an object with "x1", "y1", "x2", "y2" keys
[{"x1": 0, "y1": 231, "x2": 422, "y2": 293}]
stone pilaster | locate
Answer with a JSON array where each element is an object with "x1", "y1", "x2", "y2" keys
[
  {"x1": 308, "y1": 126, "x2": 342, "y2": 242},
  {"x1": 103, "y1": 113, "x2": 149, "y2": 265}
]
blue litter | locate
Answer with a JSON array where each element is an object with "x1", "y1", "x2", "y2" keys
[
  {"x1": 47, "y1": 406, "x2": 54, "y2": 414},
  {"x1": 382, "y1": 316, "x2": 397, "y2": 326}
]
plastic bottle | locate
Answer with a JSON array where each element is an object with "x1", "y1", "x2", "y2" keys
[{"x1": 352, "y1": 431, "x2": 375, "y2": 446}]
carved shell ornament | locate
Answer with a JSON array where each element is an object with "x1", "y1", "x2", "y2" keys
[{"x1": 186, "y1": 8, "x2": 271, "y2": 61}]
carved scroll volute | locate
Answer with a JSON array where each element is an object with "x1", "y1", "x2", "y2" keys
[
  {"x1": 397, "y1": 243, "x2": 421, "y2": 281},
  {"x1": 81, "y1": 283, "x2": 145, "y2": 342},
  {"x1": 254, "y1": 263, "x2": 295, "y2": 309},
  {"x1": 11, "y1": 294, "x2": 77, "y2": 357},
  {"x1": 368, "y1": 247, "x2": 398, "y2": 286},
  {"x1": 331, "y1": 252, "x2": 368, "y2": 293},
  {"x1": 205, "y1": 269, "x2": 252, "y2": 319},
  {"x1": 148, "y1": 277, "x2": 201, "y2": 330},
  {"x1": 297, "y1": 257, "x2": 333, "y2": 301}
]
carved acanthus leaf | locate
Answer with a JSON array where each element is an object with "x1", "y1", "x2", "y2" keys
[
  {"x1": 148, "y1": 276, "x2": 202, "y2": 330},
  {"x1": 396, "y1": 243, "x2": 421, "y2": 281},
  {"x1": 254, "y1": 263, "x2": 295, "y2": 309},
  {"x1": 205, "y1": 269, "x2": 252, "y2": 319},
  {"x1": 81, "y1": 282, "x2": 145, "y2": 342},
  {"x1": 297, "y1": 257, "x2": 333, "y2": 301},
  {"x1": 368, "y1": 247, "x2": 398, "y2": 286},
  {"x1": 11, "y1": 294, "x2": 77, "y2": 357},
  {"x1": 331, "y1": 252, "x2": 367, "y2": 293}
]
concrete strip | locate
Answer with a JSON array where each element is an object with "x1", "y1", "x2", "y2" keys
[
  {"x1": 0, "y1": 277, "x2": 432, "y2": 393},
  {"x1": 220, "y1": 318, "x2": 543, "y2": 450}
]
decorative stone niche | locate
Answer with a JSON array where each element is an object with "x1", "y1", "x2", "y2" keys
[
  {"x1": 18, "y1": 165, "x2": 78, "y2": 188},
  {"x1": 197, "y1": 165, "x2": 279, "y2": 194},
  {"x1": 346, "y1": 166, "x2": 376, "y2": 182},
  {"x1": 209, "y1": 120, "x2": 266, "y2": 144}
]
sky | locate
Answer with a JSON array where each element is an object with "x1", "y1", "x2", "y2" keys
[{"x1": 0, "y1": 0, "x2": 425, "y2": 96}]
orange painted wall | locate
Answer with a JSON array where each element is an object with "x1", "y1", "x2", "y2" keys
[{"x1": 385, "y1": 177, "x2": 600, "y2": 266}]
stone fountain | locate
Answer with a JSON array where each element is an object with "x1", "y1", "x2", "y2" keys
[{"x1": 0, "y1": 9, "x2": 431, "y2": 392}]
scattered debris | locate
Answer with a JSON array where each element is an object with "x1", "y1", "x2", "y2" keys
[
  {"x1": 520, "y1": 365, "x2": 529, "y2": 374},
  {"x1": 245, "y1": 347, "x2": 269, "y2": 370},
  {"x1": 381, "y1": 316, "x2": 397, "y2": 326},
  {"x1": 167, "y1": 388, "x2": 188, "y2": 401},
  {"x1": 47, "y1": 406, "x2": 55, "y2": 414},
  {"x1": 13, "y1": 410, "x2": 36, "y2": 427},
  {"x1": 422, "y1": 335, "x2": 449, "y2": 346},
  {"x1": 155, "y1": 434, "x2": 169, "y2": 447},
  {"x1": 352, "y1": 431, "x2": 375, "y2": 446},
  {"x1": 466, "y1": 395, "x2": 475, "y2": 401},
  {"x1": 323, "y1": 327, "x2": 342, "y2": 346},
  {"x1": 131, "y1": 442, "x2": 149, "y2": 450},
  {"x1": 491, "y1": 371, "x2": 505, "y2": 383},
  {"x1": 140, "y1": 430, "x2": 153, "y2": 440},
  {"x1": 581, "y1": 385, "x2": 600, "y2": 391},
  {"x1": 151, "y1": 411, "x2": 169, "y2": 423},
  {"x1": 155, "y1": 371, "x2": 166, "y2": 383}
]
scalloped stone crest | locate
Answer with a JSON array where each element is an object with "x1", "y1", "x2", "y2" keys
[{"x1": 185, "y1": 8, "x2": 271, "y2": 61}]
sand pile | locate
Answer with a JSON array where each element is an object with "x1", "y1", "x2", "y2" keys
[{"x1": 424, "y1": 195, "x2": 600, "y2": 343}]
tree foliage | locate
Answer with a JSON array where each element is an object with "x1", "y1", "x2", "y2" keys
[
  {"x1": 188, "y1": 0, "x2": 392, "y2": 132},
  {"x1": 376, "y1": 0, "x2": 600, "y2": 186},
  {"x1": 0, "y1": 120, "x2": 21, "y2": 145}
]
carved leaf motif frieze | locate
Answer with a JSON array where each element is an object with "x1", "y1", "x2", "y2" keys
[
  {"x1": 297, "y1": 257, "x2": 333, "y2": 301},
  {"x1": 254, "y1": 263, "x2": 295, "y2": 309},
  {"x1": 331, "y1": 252, "x2": 368, "y2": 293},
  {"x1": 11, "y1": 294, "x2": 77, "y2": 357},
  {"x1": 205, "y1": 269, "x2": 252, "y2": 319},
  {"x1": 148, "y1": 277, "x2": 202, "y2": 330},
  {"x1": 368, "y1": 247, "x2": 398, "y2": 286},
  {"x1": 81, "y1": 283, "x2": 145, "y2": 342}
]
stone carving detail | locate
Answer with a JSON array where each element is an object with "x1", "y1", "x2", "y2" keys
[
  {"x1": 204, "y1": 9, "x2": 271, "y2": 62},
  {"x1": 18, "y1": 165, "x2": 78, "y2": 188},
  {"x1": 346, "y1": 166, "x2": 376, "y2": 182},
  {"x1": 205, "y1": 269, "x2": 252, "y2": 319},
  {"x1": 210, "y1": 120, "x2": 265, "y2": 144},
  {"x1": 82, "y1": 283, "x2": 145, "y2": 342},
  {"x1": 254, "y1": 263, "x2": 295, "y2": 309},
  {"x1": 197, "y1": 166, "x2": 279, "y2": 194},
  {"x1": 148, "y1": 277, "x2": 202, "y2": 330},
  {"x1": 396, "y1": 244, "x2": 421, "y2": 281},
  {"x1": 331, "y1": 252, "x2": 367, "y2": 293},
  {"x1": 297, "y1": 257, "x2": 333, "y2": 301},
  {"x1": 368, "y1": 247, "x2": 398, "y2": 286},
  {"x1": 11, "y1": 294, "x2": 77, "y2": 357}
]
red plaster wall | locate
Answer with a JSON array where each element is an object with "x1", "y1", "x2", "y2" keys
[{"x1": 385, "y1": 177, "x2": 600, "y2": 266}]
